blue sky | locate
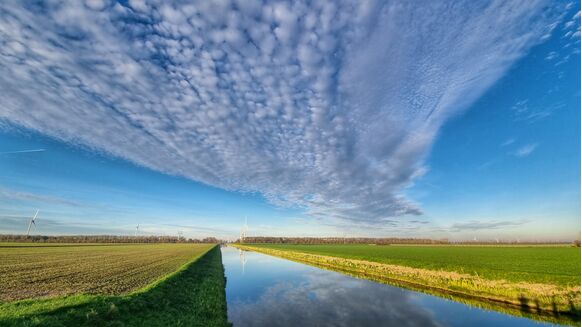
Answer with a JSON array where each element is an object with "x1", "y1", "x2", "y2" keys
[{"x1": 0, "y1": 0, "x2": 579, "y2": 241}]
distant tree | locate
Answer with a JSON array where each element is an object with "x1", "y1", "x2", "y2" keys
[
  {"x1": 234, "y1": 236, "x2": 568, "y2": 245},
  {"x1": 0, "y1": 234, "x2": 225, "y2": 244},
  {"x1": 236, "y1": 236, "x2": 450, "y2": 245}
]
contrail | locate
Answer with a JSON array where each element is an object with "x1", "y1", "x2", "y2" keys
[{"x1": 0, "y1": 149, "x2": 46, "y2": 155}]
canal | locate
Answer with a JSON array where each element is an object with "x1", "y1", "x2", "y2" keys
[{"x1": 222, "y1": 246, "x2": 560, "y2": 327}]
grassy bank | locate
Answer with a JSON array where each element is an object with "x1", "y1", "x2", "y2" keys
[
  {"x1": 0, "y1": 245, "x2": 230, "y2": 326},
  {"x1": 246, "y1": 244, "x2": 580, "y2": 286},
  {"x1": 234, "y1": 244, "x2": 580, "y2": 324}
]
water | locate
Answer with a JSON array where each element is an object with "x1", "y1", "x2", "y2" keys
[{"x1": 222, "y1": 246, "x2": 561, "y2": 327}]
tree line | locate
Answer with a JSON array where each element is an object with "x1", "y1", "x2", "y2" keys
[
  {"x1": 236, "y1": 236, "x2": 577, "y2": 245},
  {"x1": 237, "y1": 236, "x2": 449, "y2": 245},
  {"x1": 0, "y1": 234, "x2": 221, "y2": 244}
]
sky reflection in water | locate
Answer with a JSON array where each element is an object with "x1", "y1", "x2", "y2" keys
[{"x1": 222, "y1": 247, "x2": 557, "y2": 327}]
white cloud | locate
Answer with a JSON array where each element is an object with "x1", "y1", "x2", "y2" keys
[
  {"x1": 85, "y1": 0, "x2": 108, "y2": 11},
  {"x1": 0, "y1": 148, "x2": 45, "y2": 155},
  {"x1": 549, "y1": 7, "x2": 580, "y2": 65},
  {"x1": 500, "y1": 138, "x2": 516, "y2": 147},
  {"x1": 0, "y1": 1, "x2": 564, "y2": 225},
  {"x1": 545, "y1": 51, "x2": 558, "y2": 60},
  {"x1": 510, "y1": 99, "x2": 560, "y2": 123},
  {"x1": 514, "y1": 143, "x2": 539, "y2": 157}
]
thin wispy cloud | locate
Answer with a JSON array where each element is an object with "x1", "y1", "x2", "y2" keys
[
  {"x1": 476, "y1": 160, "x2": 497, "y2": 171},
  {"x1": 0, "y1": 149, "x2": 45, "y2": 155},
  {"x1": 510, "y1": 99, "x2": 558, "y2": 123},
  {"x1": 545, "y1": 51, "x2": 559, "y2": 61},
  {"x1": 514, "y1": 143, "x2": 538, "y2": 157},
  {"x1": 0, "y1": 215, "x2": 131, "y2": 235},
  {"x1": 500, "y1": 138, "x2": 516, "y2": 147},
  {"x1": 0, "y1": 187, "x2": 93, "y2": 208},
  {"x1": 450, "y1": 219, "x2": 529, "y2": 232},
  {"x1": 0, "y1": 1, "x2": 565, "y2": 225},
  {"x1": 161, "y1": 223, "x2": 232, "y2": 235},
  {"x1": 540, "y1": 7, "x2": 580, "y2": 67}
]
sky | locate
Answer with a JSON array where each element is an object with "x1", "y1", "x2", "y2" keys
[{"x1": 0, "y1": 0, "x2": 580, "y2": 241}]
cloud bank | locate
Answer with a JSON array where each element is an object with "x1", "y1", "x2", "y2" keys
[{"x1": 0, "y1": 1, "x2": 562, "y2": 223}]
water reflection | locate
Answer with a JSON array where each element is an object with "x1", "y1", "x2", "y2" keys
[
  {"x1": 239, "y1": 249, "x2": 247, "y2": 274},
  {"x1": 230, "y1": 270, "x2": 442, "y2": 327},
  {"x1": 222, "y1": 247, "x2": 558, "y2": 327}
]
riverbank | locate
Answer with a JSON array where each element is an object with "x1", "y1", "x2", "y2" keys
[
  {"x1": 0, "y1": 245, "x2": 230, "y2": 326},
  {"x1": 234, "y1": 244, "x2": 580, "y2": 325}
]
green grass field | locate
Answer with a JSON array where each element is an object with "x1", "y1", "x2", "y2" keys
[
  {"x1": 0, "y1": 244, "x2": 230, "y2": 326},
  {"x1": 250, "y1": 244, "x2": 580, "y2": 286}
]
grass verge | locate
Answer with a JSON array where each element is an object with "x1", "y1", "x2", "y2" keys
[
  {"x1": 234, "y1": 244, "x2": 580, "y2": 326},
  {"x1": 0, "y1": 246, "x2": 230, "y2": 327}
]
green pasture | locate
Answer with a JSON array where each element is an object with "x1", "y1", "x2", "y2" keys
[{"x1": 250, "y1": 244, "x2": 581, "y2": 286}]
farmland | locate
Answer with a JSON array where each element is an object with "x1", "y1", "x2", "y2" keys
[
  {"x1": 0, "y1": 243, "x2": 213, "y2": 301},
  {"x1": 245, "y1": 244, "x2": 581, "y2": 286},
  {"x1": 0, "y1": 244, "x2": 229, "y2": 326},
  {"x1": 235, "y1": 244, "x2": 581, "y2": 321}
]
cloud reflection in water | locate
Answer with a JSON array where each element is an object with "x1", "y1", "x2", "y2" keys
[{"x1": 228, "y1": 268, "x2": 441, "y2": 327}]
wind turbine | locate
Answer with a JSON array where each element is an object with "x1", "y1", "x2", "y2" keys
[
  {"x1": 26, "y1": 210, "x2": 39, "y2": 236},
  {"x1": 244, "y1": 216, "x2": 248, "y2": 237},
  {"x1": 135, "y1": 224, "x2": 140, "y2": 237}
]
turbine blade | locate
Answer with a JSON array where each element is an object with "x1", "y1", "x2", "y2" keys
[{"x1": 26, "y1": 219, "x2": 33, "y2": 235}]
